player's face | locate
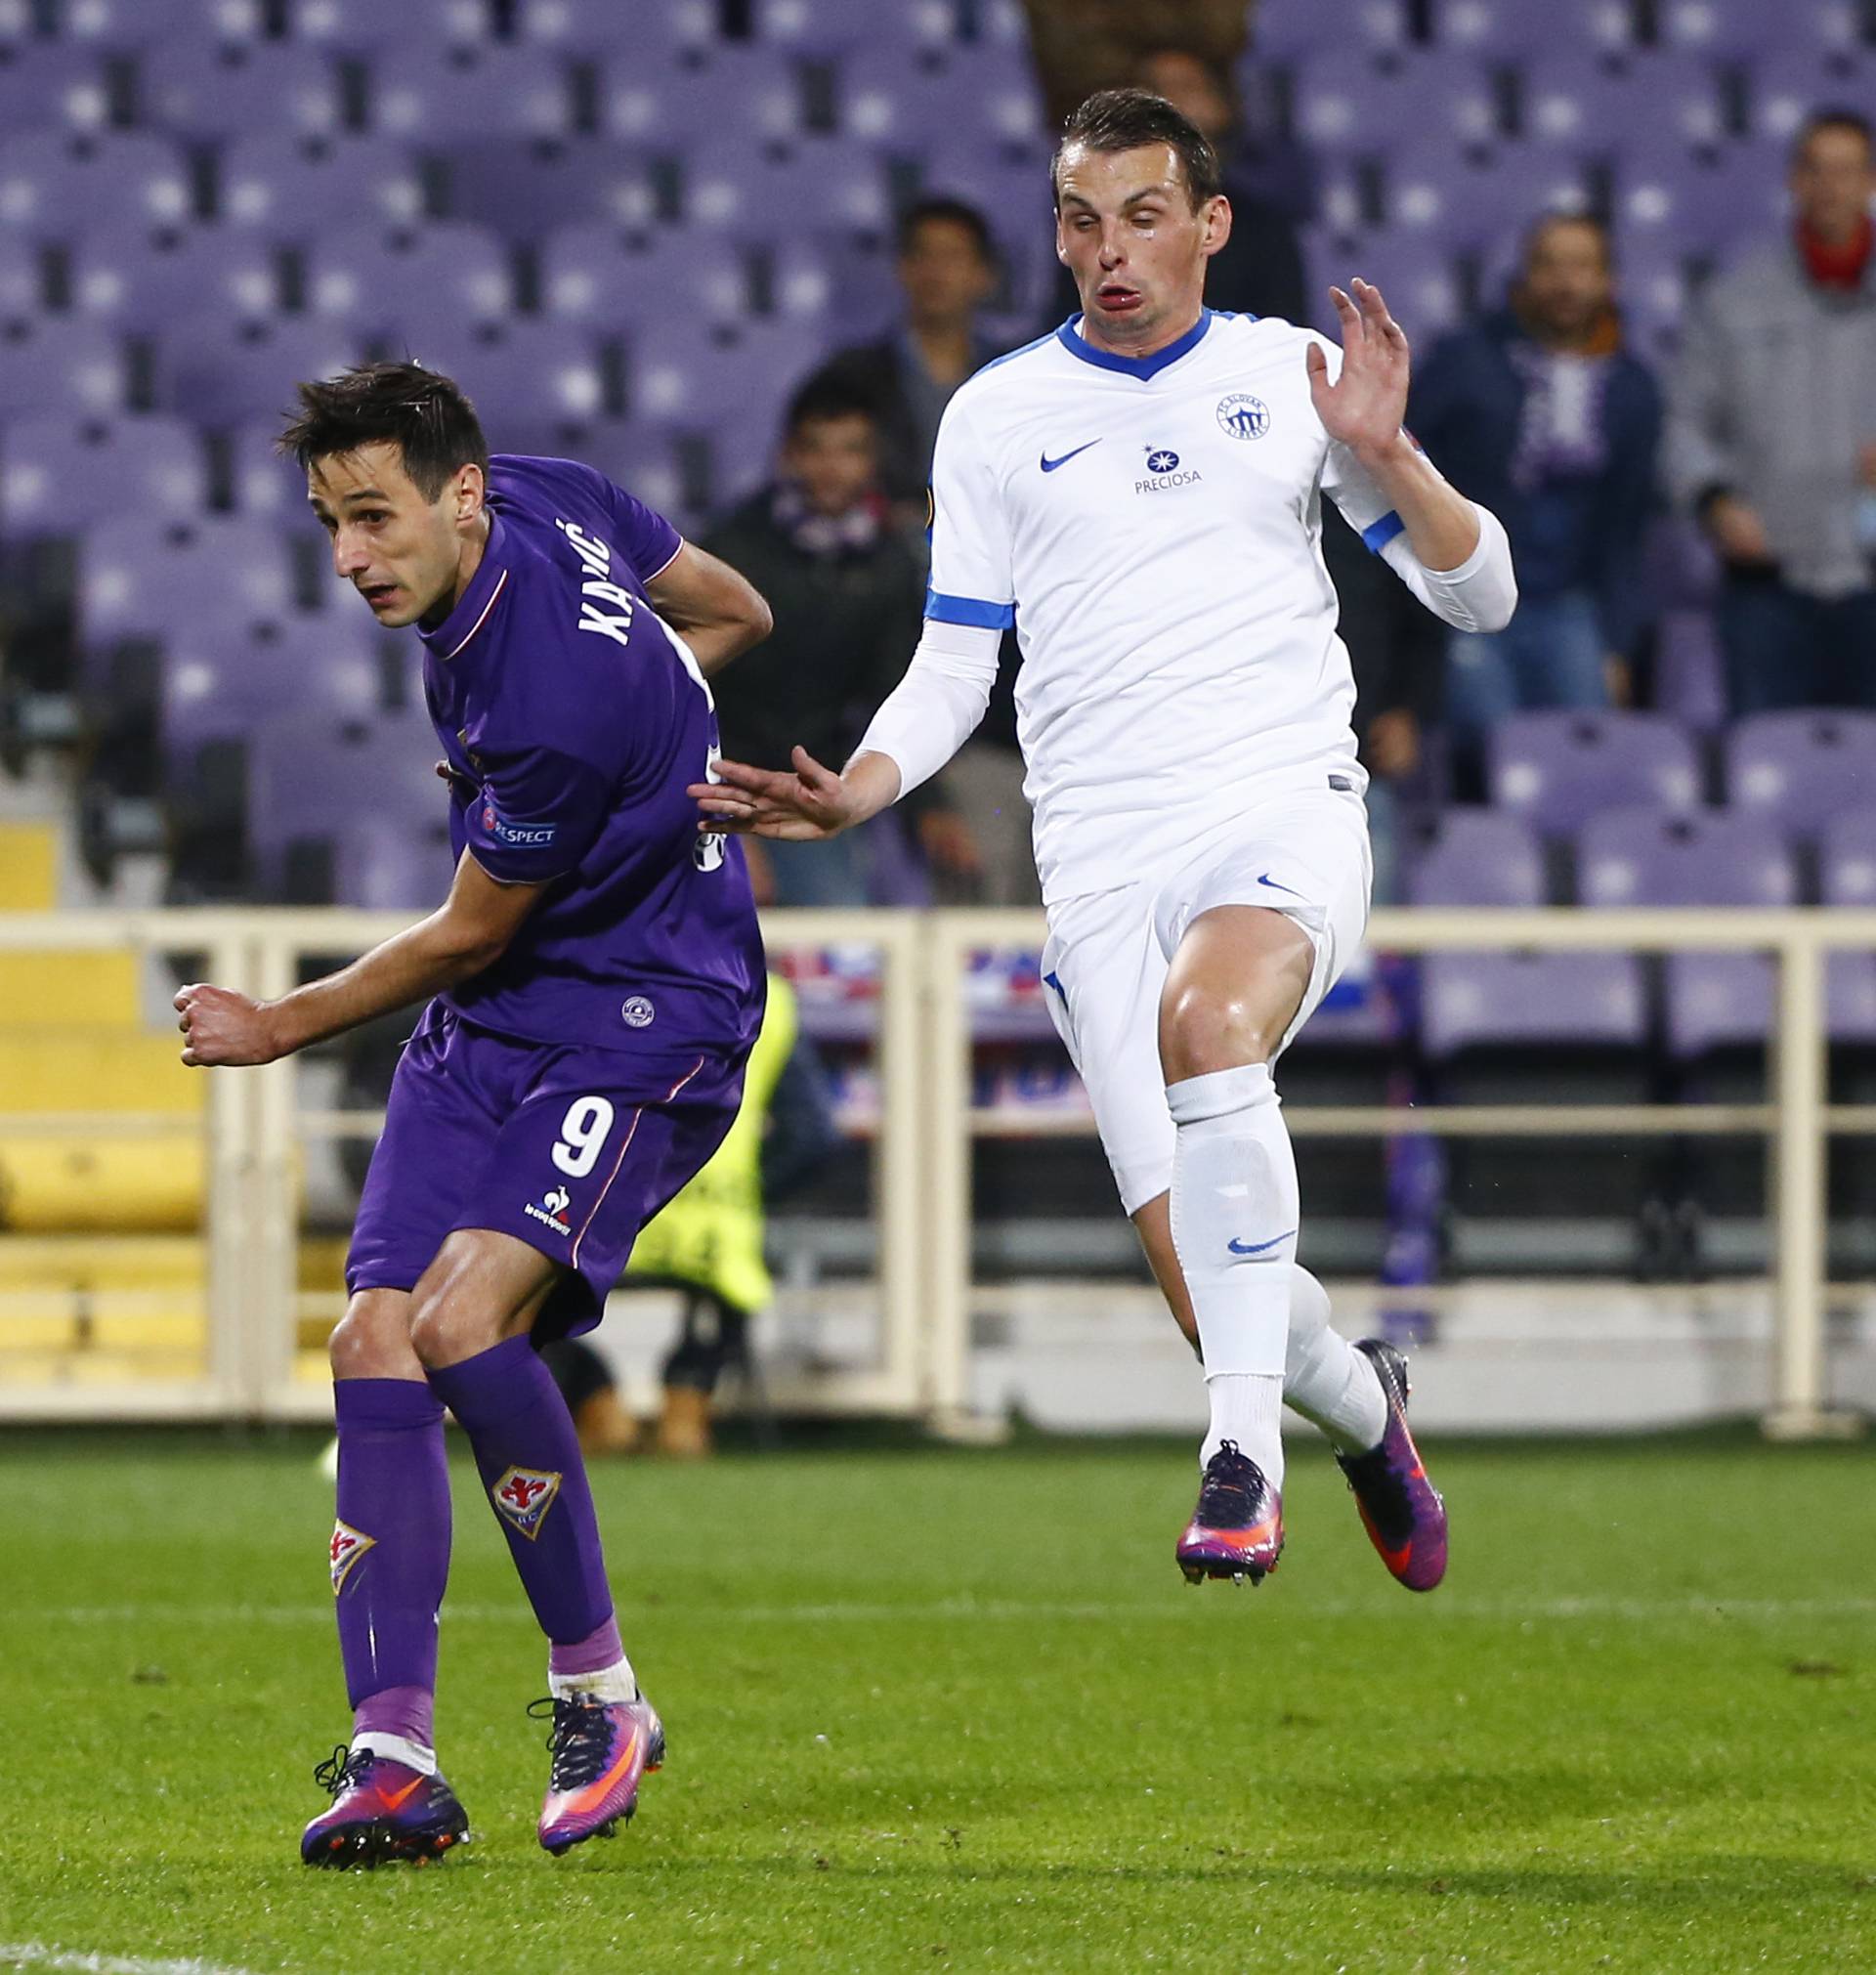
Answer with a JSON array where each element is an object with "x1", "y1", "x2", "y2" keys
[
  {"x1": 307, "y1": 442, "x2": 483, "y2": 628},
  {"x1": 1790, "y1": 125, "x2": 1875, "y2": 243},
  {"x1": 1054, "y1": 142, "x2": 1229, "y2": 355},
  {"x1": 782, "y1": 411, "x2": 878, "y2": 517},
  {"x1": 898, "y1": 216, "x2": 996, "y2": 328},
  {"x1": 1518, "y1": 220, "x2": 1613, "y2": 343}
]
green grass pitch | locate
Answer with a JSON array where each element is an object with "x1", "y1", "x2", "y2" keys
[{"x1": 2, "y1": 1427, "x2": 1872, "y2": 1973}]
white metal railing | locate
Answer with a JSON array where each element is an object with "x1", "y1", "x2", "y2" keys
[{"x1": 2, "y1": 906, "x2": 1874, "y2": 1435}]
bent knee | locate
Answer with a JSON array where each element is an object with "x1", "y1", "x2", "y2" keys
[
  {"x1": 1159, "y1": 980, "x2": 1286, "y2": 1081},
  {"x1": 329, "y1": 1293, "x2": 419, "y2": 1380}
]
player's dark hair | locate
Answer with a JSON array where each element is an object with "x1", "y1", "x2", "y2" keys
[
  {"x1": 783, "y1": 371, "x2": 878, "y2": 438},
  {"x1": 277, "y1": 360, "x2": 490, "y2": 501},
  {"x1": 1052, "y1": 87, "x2": 1223, "y2": 212},
  {"x1": 1794, "y1": 106, "x2": 1874, "y2": 163},
  {"x1": 897, "y1": 194, "x2": 996, "y2": 263}
]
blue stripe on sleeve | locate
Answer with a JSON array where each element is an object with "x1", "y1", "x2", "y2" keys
[
  {"x1": 925, "y1": 588, "x2": 1016, "y2": 629},
  {"x1": 1361, "y1": 510, "x2": 1406, "y2": 553}
]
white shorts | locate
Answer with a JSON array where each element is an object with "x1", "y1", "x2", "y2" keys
[{"x1": 1039, "y1": 783, "x2": 1372, "y2": 1217}]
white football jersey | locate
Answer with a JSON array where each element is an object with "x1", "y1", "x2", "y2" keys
[{"x1": 925, "y1": 308, "x2": 1412, "y2": 904}]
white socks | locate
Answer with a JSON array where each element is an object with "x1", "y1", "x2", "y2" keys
[
  {"x1": 548, "y1": 1654, "x2": 638, "y2": 1705},
  {"x1": 1168, "y1": 1062, "x2": 1298, "y2": 1483},
  {"x1": 354, "y1": 1731, "x2": 437, "y2": 1776},
  {"x1": 1286, "y1": 1265, "x2": 1387, "y2": 1454}
]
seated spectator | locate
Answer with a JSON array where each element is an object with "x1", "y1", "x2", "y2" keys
[
  {"x1": 1039, "y1": 49, "x2": 1308, "y2": 329},
  {"x1": 1667, "y1": 108, "x2": 1876, "y2": 715},
  {"x1": 702, "y1": 375, "x2": 975, "y2": 906},
  {"x1": 813, "y1": 198, "x2": 1002, "y2": 529},
  {"x1": 1410, "y1": 214, "x2": 1662, "y2": 773}
]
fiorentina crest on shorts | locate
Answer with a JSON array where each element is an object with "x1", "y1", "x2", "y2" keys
[
  {"x1": 492, "y1": 1465, "x2": 562, "y2": 1541},
  {"x1": 329, "y1": 1520, "x2": 375, "y2": 1595}
]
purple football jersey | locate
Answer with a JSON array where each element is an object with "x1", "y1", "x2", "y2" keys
[{"x1": 416, "y1": 453, "x2": 764, "y2": 1062}]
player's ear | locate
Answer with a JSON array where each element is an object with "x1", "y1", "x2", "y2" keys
[
  {"x1": 454, "y1": 462, "x2": 485, "y2": 524},
  {"x1": 1200, "y1": 193, "x2": 1232, "y2": 260}
]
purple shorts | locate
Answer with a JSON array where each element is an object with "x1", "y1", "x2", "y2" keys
[{"x1": 346, "y1": 1004, "x2": 746, "y2": 1337}]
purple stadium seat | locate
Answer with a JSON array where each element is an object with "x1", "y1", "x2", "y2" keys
[
  {"x1": 517, "y1": 0, "x2": 717, "y2": 59},
  {"x1": 1490, "y1": 711, "x2": 1702, "y2": 837},
  {"x1": 81, "y1": 514, "x2": 297, "y2": 650},
  {"x1": 1434, "y1": 0, "x2": 1632, "y2": 58},
  {"x1": 408, "y1": 319, "x2": 611, "y2": 451},
  {"x1": 0, "y1": 415, "x2": 208, "y2": 538},
  {"x1": 229, "y1": 417, "x2": 310, "y2": 519},
  {"x1": 1406, "y1": 809, "x2": 1545, "y2": 907},
  {"x1": 0, "y1": 317, "x2": 129, "y2": 420},
  {"x1": 605, "y1": 44, "x2": 804, "y2": 150},
  {"x1": 0, "y1": 132, "x2": 192, "y2": 238},
  {"x1": 305, "y1": 222, "x2": 515, "y2": 344},
  {"x1": 1746, "y1": 48, "x2": 1873, "y2": 147},
  {"x1": 1324, "y1": 230, "x2": 1464, "y2": 336},
  {"x1": 1727, "y1": 712, "x2": 1876, "y2": 839},
  {"x1": 137, "y1": 39, "x2": 343, "y2": 140},
  {"x1": 69, "y1": 222, "x2": 282, "y2": 332},
  {"x1": 1818, "y1": 807, "x2": 1876, "y2": 1041},
  {"x1": 0, "y1": 229, "x2": 42, "y2": 315},
  {"x1": 1660, "y1": 0, "x2": 1799, "y2": 58},
  {"x1": 1580, "y1": 807, "x2": 1798, "y2": 1057},
  {"x1": 56, "y1": 0, "x2": 267, "y2": 48},
  {"x1": 1251, "y1": 0, "x2": 1411, "y2": 63},
  {"x1": 540, "y1": 227, "x2": 746, "y2": 342},
  {"x1": 287, "y1": 0, "x2": 496, "y2": 50},
  {"x1": 838, "y1": 39, "x2": 1039, "y2": 150},
  {"x1": 219, "y1": 134, "x2": 425, "y2": 237},
  {"x1": 1520, "y1": 52, "x2": 1727, "y2": 159},
  {"x1": 0, "y1": 43, "x2": 116, "y2": 136},
  {"x1": 1652, "y1": 609, "x2": 1727, "y2": 729},
  {"x1": 247, "y1": 705, "x2": 446, "y2": 897},
  {"x1": 1288, "y1": 53, "x2": 1432, "y2": 151},
  {"x1": 1422, "y1": 951, "x2": 1647, "y2": 1056},
  {"x1": 442, "y1": 140, "x2": 656, "y2": 239},
  {"x1": 367, "y1": 45, "x2": 578, "y2": 145},
  {"x1": 1616, "y1": 148, "x2": 1789, "y2": 257},
  {"x1": 680, "y1": 135, "x2": 894, "y2": 245},
  {"x1": 159, "y1": 314, "x2": 369, "y2": 427},
  {"x1": 626, "y1": 320, "x2": 811, "y2": 440}
]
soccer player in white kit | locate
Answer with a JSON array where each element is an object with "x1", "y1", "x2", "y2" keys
[{"x1": 694, "y1": 89, "x2": 1516, "y2": 1589}]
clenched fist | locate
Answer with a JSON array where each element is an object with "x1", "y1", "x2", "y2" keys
[{"x1": 175, "y1": 982, "x2": 282, "y2": 1067}]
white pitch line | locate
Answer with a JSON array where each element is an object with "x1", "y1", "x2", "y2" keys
[
  {"x1": 11, "y1": 1595, "x2": 1876, "y2": 1628},
  {"x1": 0, "y1": 1946, "x2": 264, "y2": 1975}
]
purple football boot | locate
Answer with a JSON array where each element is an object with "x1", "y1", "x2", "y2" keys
[
  {"x1": 1174, "y1": 1439, "x2": 1284, "y2": 1585},
  {"x1": 1335, "y1": 1339, "x2": 1448, "y2": 1591},
  {"x1": 300, "y1": 1746, "x2": 470, "y2": 1868},
  {"x1": 531, "y1": 1693, "x2": 665, "y2": 1855}
]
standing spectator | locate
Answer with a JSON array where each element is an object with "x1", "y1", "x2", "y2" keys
[
  {"x1": 814, "y1": 198, "x2": 1002, "y2": 528},
  {"x1": 1667, "y1": 108, "x2": 1876, "y2": 714},
  {"x1": 701, "y1": 375, "x2": 974, "y2": 905},
  {"x1": 1410, "y1": 214, "x2": 1662, "y2": 766}
]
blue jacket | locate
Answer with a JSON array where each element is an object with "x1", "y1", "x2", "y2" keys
[{"x1": 1408, "y1": 312, "x2": 1663, "y2": 655}]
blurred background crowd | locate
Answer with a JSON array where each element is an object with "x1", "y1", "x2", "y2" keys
[{"x1": 0, "y1": 0, "x2": 1872, "y2": 922}]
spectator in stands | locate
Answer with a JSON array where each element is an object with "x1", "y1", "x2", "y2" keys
[
  {"x1": 812, "y1": 198, "x2": 1002, "y2": 528},
  {"x1": 702, "y1": 374, "x2": 976, "y2": 906},
  {"x1": 1667, "y1": 108, "x2": 1876, "y2": 715},
  {"x1": 1409, "y1": 214, "x2": 1662, "y2": 767},
  {"x1": 1018, "y1": 0, "x2": 1248, "y2": 138}
]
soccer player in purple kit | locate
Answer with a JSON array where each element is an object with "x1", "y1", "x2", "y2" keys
[{"x1": 175, "y1": 363, "x2": 772, "y2": 1868}]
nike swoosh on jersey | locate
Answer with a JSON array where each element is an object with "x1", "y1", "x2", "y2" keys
[
  {"x1": 1227, "y1": 1230, "x2": 1297, "y2": 1256},
  {"x1": 1256, "y1": 872, "x2": 1305, "y2": 898},
  {"x1": 1040, "y1": 440, "x2": 1102, "y2": 472}
]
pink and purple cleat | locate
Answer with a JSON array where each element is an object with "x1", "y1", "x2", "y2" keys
[
  {"x1": 1175, "y1": 1439, "x2": 1285, "y2": 1585},
  {"x1": 531, "y1": 1692, "x2": 665, "y2": 1855},
  {"x1": 1336, "y1": 1338, "x2": 1448, "y2": 1592},
  {"x1": 300, "y1": 1747, "x2": 470, "y2": 1868}
]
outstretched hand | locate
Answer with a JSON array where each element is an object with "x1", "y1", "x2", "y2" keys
[
  {"x1": 1306, "y1": 277, "x2": 1411, "y2": 455},
  {"x1": 688, "y1": 746, "x2": 862, "y2": 842}
]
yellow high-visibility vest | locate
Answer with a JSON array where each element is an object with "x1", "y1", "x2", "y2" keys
[{"x1": 621, "y1": 972, "x2": 798, "y2": 1316}]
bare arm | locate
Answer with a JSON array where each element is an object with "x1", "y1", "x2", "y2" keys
[
  {"x1": 644, "y1": 540, "x2": 772, "y2": 677},
  {"x1": 177, "y1": 852, "x2": 547, "y2": 1065}
]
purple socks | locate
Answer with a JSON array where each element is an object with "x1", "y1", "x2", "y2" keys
[
  {"x1": 331, "y1": 1379, "x2": 450, "y2": 1734},
  {"x1": 425, "y1": 1335, "x2": 618, "y2": 1649}
]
